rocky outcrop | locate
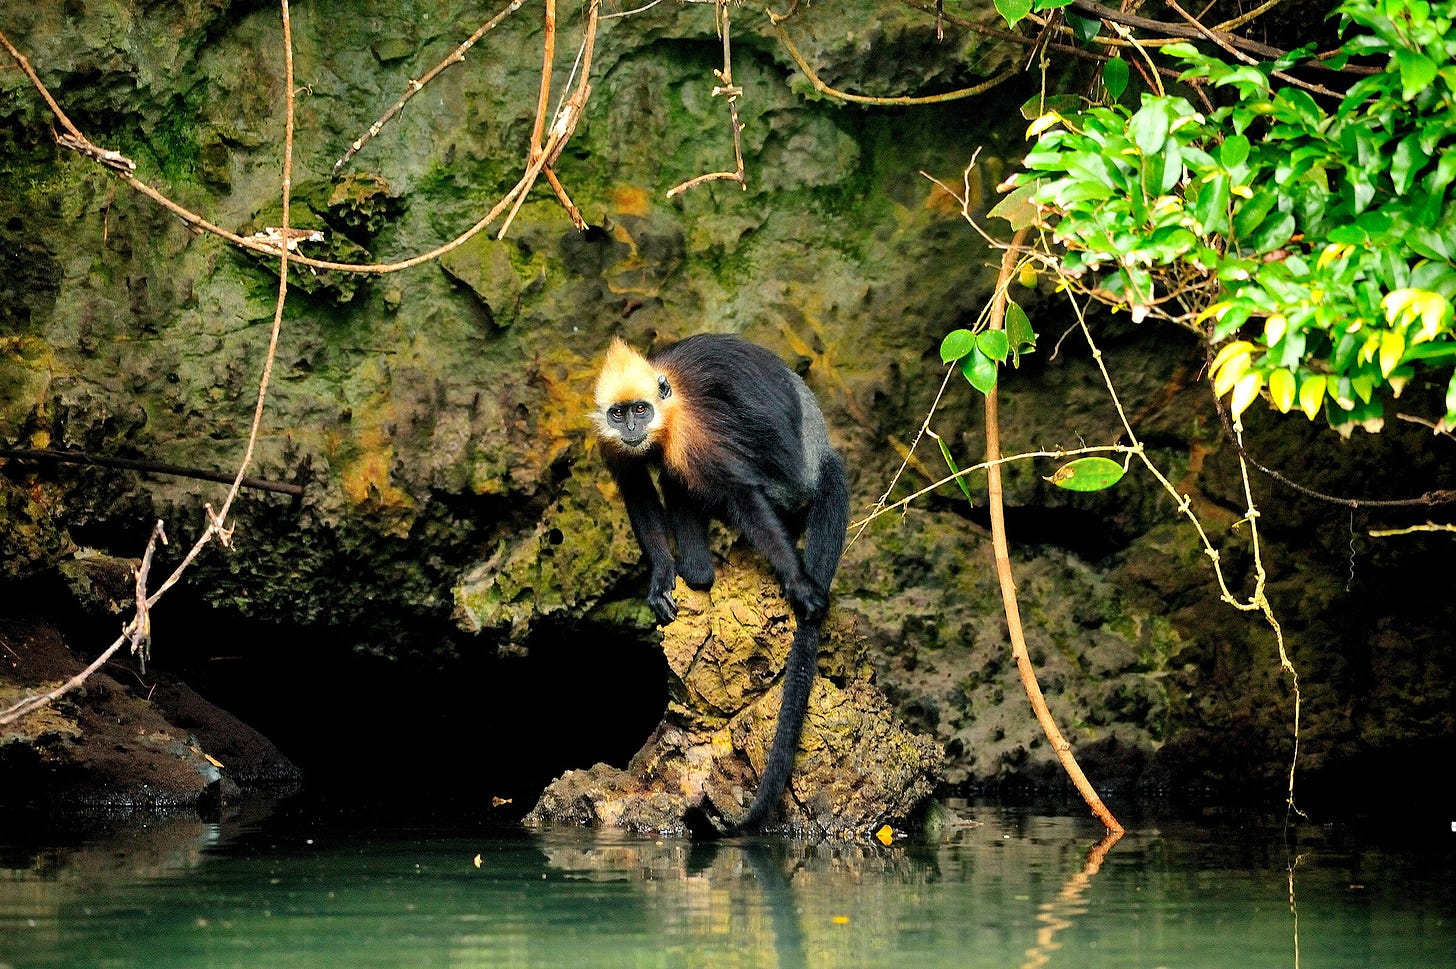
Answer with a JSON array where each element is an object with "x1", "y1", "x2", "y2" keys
[
  {"x1": 527, "y1": 550, "x2": 943, "y2": 836},
  {"x1": 0, "y1": 616, "x2": 300, "y2": 814},
  {"x1": 2, "y1": 0, "x2": 1453, "y2": 818}
]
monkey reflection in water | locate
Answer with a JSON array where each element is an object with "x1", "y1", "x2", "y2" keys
[{"x1": 592, "y1": 334, "x2": 849, "y2": 832}]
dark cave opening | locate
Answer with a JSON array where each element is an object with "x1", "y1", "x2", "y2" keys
[
  {"x1": 186, "y1": 619, "x2": 670, "y2": 822},
  {"x1": 22, "y1": 578, "x2": 671, "y2": 825}
]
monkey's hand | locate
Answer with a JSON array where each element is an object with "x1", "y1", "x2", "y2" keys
[
  {"x1": 647, "y1": 565, "x2": 678, "y2": 624},
  {"x1": 782, "y1": 572, "x2": 828, "y2": 624}
]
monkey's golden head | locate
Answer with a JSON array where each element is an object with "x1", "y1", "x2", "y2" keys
[{"x1": 593, "y1": 338, "x2": 675, "y2": 453}]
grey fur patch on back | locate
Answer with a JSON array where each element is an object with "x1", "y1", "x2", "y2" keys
[{"x1": 793, "y1": 374, "x2": 829, "y2": 489}]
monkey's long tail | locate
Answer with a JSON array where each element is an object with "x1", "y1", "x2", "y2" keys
[{"x1": 736, "y1": 619, "x2": 821, "y2": 832}]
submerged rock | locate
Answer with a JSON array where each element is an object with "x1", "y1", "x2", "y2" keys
[{"x1": 527, "y1": 549, "x2": 943, "y2": 837}]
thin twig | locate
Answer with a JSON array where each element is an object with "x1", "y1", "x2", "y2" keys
[
  {"x1": 984, "y1": 227, "x2": 1124, "y2": 834},
  {"x1": 1165, "y1": 0, "x2": 1342, "y2": 99},
  {"x1": 769, "y1": 11, "x2": 1024, "y2": 105},
  {"x1": 332, "y1": 0, "x2": 531, "y2": 176},
  {"x1": 668, "y1": 0, "x2": 747, "y2": 198},
  {"x1": 0, "y1": 0, "x2": 300, "y2": 727},
  {"x1": 0, "y1": 521, "x2": 165, "y2": 724},
  {"x1": 496, "y1": 0, "x2": 599, "y2": 237},
  {"x1": 0, "y1": 24, "x2": 578, "y2": 274}
]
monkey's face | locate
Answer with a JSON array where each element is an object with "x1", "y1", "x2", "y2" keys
[{"x1": 600, "y1": 398, "x2": 659, "y2": 450}]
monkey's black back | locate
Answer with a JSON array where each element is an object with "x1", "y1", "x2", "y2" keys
[{"x1": 651, "y1": 334, "x2": 814, "y2": 507}]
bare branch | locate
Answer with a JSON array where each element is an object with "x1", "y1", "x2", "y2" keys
[
  {"x1": 332, "y1": 0, "x2": 532, "y2": 175},
  {"x1": 769, "y1": 9, "x2": 1024, "y2": 106},
  {"x1": 0, "y1": 447, "x2": 304, "y2": 495},
  {"x1": 668, "y1": 0, "x2": 747, "y2": 197},
  {"x1": 0, "y1": 0, "x2": 301, "y2": 725}
]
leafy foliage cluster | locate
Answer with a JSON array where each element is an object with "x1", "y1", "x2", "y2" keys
[{"x1": 1008, "y1": 0, "x2": 1456, "y2": 433}]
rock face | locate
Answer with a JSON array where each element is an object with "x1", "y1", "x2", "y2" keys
[
  {"x1": 527, "y1": 550, "x2": 943, "y2": 836},
  {"x1": 2, "y1": 0, "x2": 1454, "y2": 818}
]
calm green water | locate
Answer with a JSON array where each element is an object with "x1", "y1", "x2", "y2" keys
[{"x1": 2, "y1": 804, "x2": 1453, "y2": 968}]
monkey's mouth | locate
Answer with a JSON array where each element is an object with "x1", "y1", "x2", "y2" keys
[{"x1": 618, "y1": 432, "x2": 650, "y2": 449}]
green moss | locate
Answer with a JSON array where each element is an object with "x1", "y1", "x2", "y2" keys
[{"x1": 141, "y1": 94, "x2": 204, "y2": 183}]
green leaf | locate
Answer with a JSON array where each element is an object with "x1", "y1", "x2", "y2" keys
[
  {"x1": 1232, "y1": 188, "x2": 1277, "y2": 241},
  {"x1": 935, "y1": 435, "x2": 976, "y2": 503},
  {"x1": 1144, "y1": 140, "x2": 1184, "y2": 195},
  {"x1": 960, "y1": 347, "x2": 1000, "y2": 394},
  {"x1": 1191, "y1": 172, "x2": 1231, "y2": 234},
  {"x1": 994, "y1": 0, "x2": 1033, "y2": 28},
  {"x1": 1005, "y1": 299, "x2": 1037, "y2": 364},
  {"x1": 1045, "y1": 456, "x2": 1126, "y2": 492},
  {"x1": 1394, "y1": 48, "x2": 1437, "y2": 100},
  {"x1": 940, "y1": 328, "x2": 977, "y2": 363},
  {"x1": 1391, "y1": 133, "x2": 1425, "y2": 194},
  {"x1": 1129, "y1": 101, "x2": 1171, "y2": 155},
  {"x1": 1220, "y1": 133, "x2": 1250, "y2": 169},
  {"x1": 986, "y1": 181, "x2": 1043, "y2": 231},
  {"x1": 1243, "y1": 211, "x2": 1296, "y2": 255},
  {"x1": 1019, "y1": 94, "x2": 1083, "y2": 120},
  {"x1": 1065, "y1": 10, "x2": 1102, "y2": 42},
  {"x1": 977, "y1": 329, "x2": 1011, "y2": 363},
  {"x1": 1103, "y1": 57, "x2": 1129, "y2": 102}
]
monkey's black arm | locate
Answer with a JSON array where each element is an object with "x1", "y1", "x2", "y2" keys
[
  {"x1": 660, "y1": 473, "x2": 715, "y2": 590},
  {"x1": 731, "y1": 490, "x2": 827, "y2": 622},
  {"x1": 607, "y1": 456, "x2": 679, "y2": 623}
]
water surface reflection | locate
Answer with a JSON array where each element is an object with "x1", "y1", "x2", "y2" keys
[{"x1": 2, "y1": 804, "x2": 1452, "y2": 968}]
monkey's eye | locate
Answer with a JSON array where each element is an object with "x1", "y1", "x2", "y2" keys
[
  {"x1": 631, "y1": 402, "x2": 649, "y2": 415},
  {"x1": 608, "y1": 406, "x2": 625, "y2": 420}
]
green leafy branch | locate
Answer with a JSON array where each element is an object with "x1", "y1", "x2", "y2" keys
[
  {"x1": 1010, "y1": 0, "x2": 1456, "y2": 434},
  {"x1": 860, "y1": 150, "x2": 1306, "y2": 816}
]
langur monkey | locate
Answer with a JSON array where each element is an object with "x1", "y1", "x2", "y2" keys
[{"x1": 593, "y1": 333, "x2": 850, "y2": 831}]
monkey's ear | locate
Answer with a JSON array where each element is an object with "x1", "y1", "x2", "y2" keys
[{"x1": 657, "y1": 375, "x2": 673, "y2": 400}]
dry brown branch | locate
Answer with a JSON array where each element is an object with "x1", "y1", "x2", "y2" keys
[
  {"x1": 332, "y1": 0, "x2": 531, "y2": 176},
  {"x1": 769, "y1": 10, "x2": 1025, "y2": 105},
  {"x1": 1368, "y1": 522, "x2": 1456, "y2": 537},
  {"x1": 3, "y1": 0, "x2": 600, "y2": 273},
  {"x1": 667, "y1": 0, "x2": 747, "y2": 198},
  {"x1": 0, "y1": 522, "x2": 166, "y2": 725},
  {"x1": 983, "y1": 227, "x2": 1124, "y2": 835},
  {"x1": 497, "y1": 0, "x2": 599, "y2": 236},
  {"x1": 127, "y1": 521, "x2": 166, "y2": 671},
  {"x1": 1164, "y1": 0, "x2": 1342, "y2": 99},
  {"x1": 0, "y1": 0, "x2": 301, "y2": 727},
  {"x1": 897, "y1": 0, "x2": 1108, "y2": 65},
  {"x1": 1070, "y1": 0, "x2": 1285, "y2": 58}
]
